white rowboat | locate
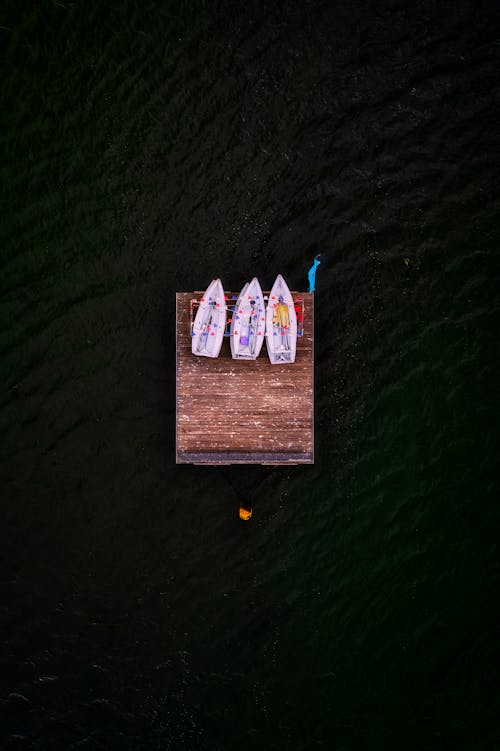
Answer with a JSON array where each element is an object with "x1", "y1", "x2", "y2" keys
[
  {"x1": 230, "y1": 277, "x2": 266, "y2": 360},
  {"x1": 265, "y1": 274, "x2": 297, "y2": 364},
  {"x1": 191, "y1": 279, "x2": 226, "y2": 357}
]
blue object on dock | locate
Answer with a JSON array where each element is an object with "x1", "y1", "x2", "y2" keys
[{"x1": 308, "y1": 254, "x2": 321, "y2": 292}]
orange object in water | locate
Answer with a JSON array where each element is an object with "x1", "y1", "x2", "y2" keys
[{"x1": 239, "y1": 506, "x2": 253, "y2": 521}]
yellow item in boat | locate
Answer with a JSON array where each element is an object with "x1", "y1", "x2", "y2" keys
[
  {"x1": 239, "y1": 506, "x2": 253, "y2": 521},
  {"x1": 273, "y1": 301, "x2": 290, "y2": 328}
]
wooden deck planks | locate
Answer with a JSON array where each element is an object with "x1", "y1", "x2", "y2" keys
[{"x1": 176, "y1": 292, "x2": 314, "y2": 464}]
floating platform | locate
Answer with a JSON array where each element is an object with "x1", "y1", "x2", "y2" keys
[{"x1": 176, "y1": 292, "x2": 314, "y2": 465}]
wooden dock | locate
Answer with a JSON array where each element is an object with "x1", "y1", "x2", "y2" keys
[{"x1": 176, "y1": 292, "x2": 314, "y2": 464}]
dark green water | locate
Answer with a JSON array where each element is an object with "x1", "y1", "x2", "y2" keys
[{"x1": 1, "y1": 1, "x2": 499, "y2": 748}]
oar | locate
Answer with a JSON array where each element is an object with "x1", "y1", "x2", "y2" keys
[
  {"x1": 238, "y1": 300, "x2": 256, "y2": 357},
  {"x1": 197, "y1": 301, "x2": 214, "y2": 353},
  {"x1": 243, "y1": 304, "x2": 253, "y2": 352},
  {"x1": 273, "y1": 309, "x2": 284, "y2": 362},
  {"x1": 280, "y1": 311, "x2": 290, "y2": 359},
  {"x1": 249, "y1": 300, "x2": 258, "y2": 355},
  {"x1": 283, "y1": 301, "x2": 293, "y2": 358},
  {"x1": 277, "y1": 321, "x2": 286, "y2": 362}
]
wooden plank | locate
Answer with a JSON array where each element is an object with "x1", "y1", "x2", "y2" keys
[
  {"x1": 175, "y1": 292, "x2": 314, "y2": 464},
  {"x1": 177, "y1": 452, "x2": 313, "y2": 464}
]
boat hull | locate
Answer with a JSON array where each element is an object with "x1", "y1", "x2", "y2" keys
[
  {"x1": 265, "y1": 275, "x2": 297, "y2": 364},
  {"x1": 191, "y1": 279, "x2": 226, "y2": 357},
  {"x1": 230, "y1": 278, "x2": 266, "y2": 360}
]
